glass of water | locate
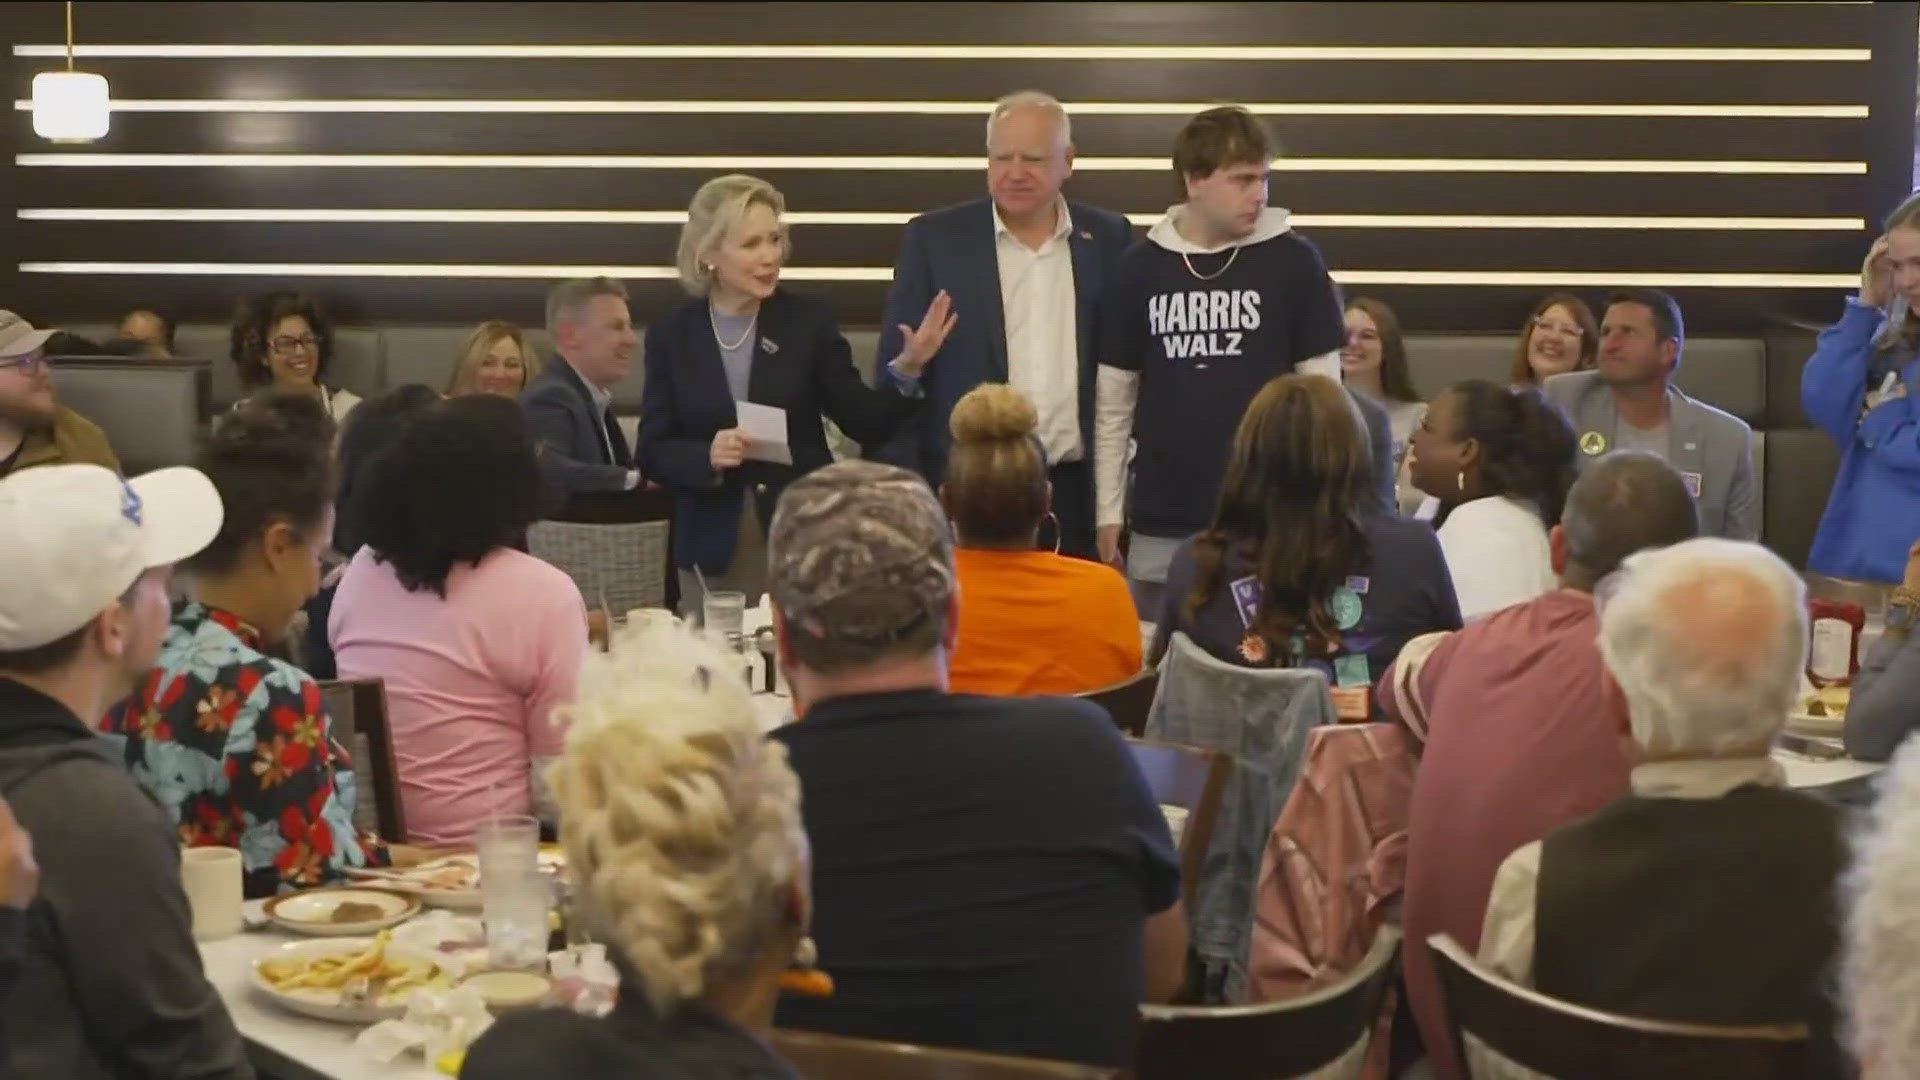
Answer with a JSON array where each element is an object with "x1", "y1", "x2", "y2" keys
[
  {"x1": 703, "y1": 590, "x2": 747, "y2": 651},
  {"x1": 482, "y1": 871, "x2": 550, "y2": 971},
  {"x1": 476, "y1": 815, "x2": 546, "y2": 970}
]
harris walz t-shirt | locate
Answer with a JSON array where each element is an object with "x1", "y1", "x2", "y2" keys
[{"x1": 1101, "y1": 224, "x2": 1346, "y2": 539}]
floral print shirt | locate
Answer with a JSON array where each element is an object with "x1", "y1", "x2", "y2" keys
[{"x1": 101, "y1": 601, "x2": 387, "y2": 897}]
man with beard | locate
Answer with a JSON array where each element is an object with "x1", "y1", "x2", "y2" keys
[{"x1": 0, "y1": 310, "x2": 120, "y2": 479}]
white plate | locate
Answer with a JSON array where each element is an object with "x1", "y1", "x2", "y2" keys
[
  {"x1": 1788, "y1": 710, "x2": 1846, "y2": 737},
  {"x1": 351, "y1": 851, "x2": 566, "y2": 911},
  {"x1": 251, "y1": 938, "x2": 448, "y2": 1024},
  {"x1": 264, "y1": 888, "x2": 421, "y2": 937}
]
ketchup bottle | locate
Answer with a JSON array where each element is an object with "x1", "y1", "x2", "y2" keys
[{"x1": 1807, "y1": 599, "x2": 1865, "y2": 688}]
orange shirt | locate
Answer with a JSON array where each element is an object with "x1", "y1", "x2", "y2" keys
[{"x1": 950, "y1": 547, "x2": 1143, "y2": 697}]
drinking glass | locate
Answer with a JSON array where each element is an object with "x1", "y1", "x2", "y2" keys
[
  {"x1": 476, "y1": 815, "x2": 545, "y2": 970},
  {"x1": 703, "y1": 590, "x2": 747, "y2": 651},
  {"x1": 482, "y1": 870, "x2": 551, "y2": 971}
]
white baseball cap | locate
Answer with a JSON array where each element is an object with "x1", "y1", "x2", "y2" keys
[
  {"x1": 0, "y1": 464, "x2": 224, "y2": 651},
  {"x1": 0, "y1": 311, "x2": 55, "y2": 360}
]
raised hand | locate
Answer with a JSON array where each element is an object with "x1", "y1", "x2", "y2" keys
[
  {"x1": 892, "y1": 290, "x2": 958, "y2": 378},
  {"x1": 1863, "y1": 235, "x2": 1892, "y2": 310}
]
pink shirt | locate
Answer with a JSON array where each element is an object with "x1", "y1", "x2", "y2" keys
[
  {"x1": 1379, "y1": 589, "x2": 1633, "y2": 1080},
  {"x1": 329, "y1": 546, "x2": 587, "y2": 846}
]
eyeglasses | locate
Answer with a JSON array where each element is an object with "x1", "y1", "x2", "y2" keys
[
  {"x1": 0, "y1": 353, "x2": 46, "y2": 373},
  {"x1": 1531, "y1": 317, "x2": 1585, "y2": 339},
  {"x1": 269, "y1": 334, "x2": 319, "y2": 355}
]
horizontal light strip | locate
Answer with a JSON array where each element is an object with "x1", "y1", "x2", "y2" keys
[
  {"x1": 15, "y1": 208, "x2": 1869, "y2": 231},
  {"x1": 16, "y1": 262, "x2": 1860, "y2": 288},
  {"x1": 9, "y1": 44, "x2": 1873, "y2": 61},
  {"x1": 9, "y1": 99, "x2": 1871, "y2": 118},
  {"x1": 13, "y1": 153, "x2": 1866, "y2": 175}
]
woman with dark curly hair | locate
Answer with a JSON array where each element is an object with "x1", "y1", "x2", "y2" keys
[
  {"x1": 229, "y1": 290, "x2": 361, "y2": 422},
  {"x1": 1407, "y1": 379, "x2": 1579, "y2": 620},
  {"x1": 329, "y1": 394, "x2": 587, "y2": 846},
  {"x1": 1151, "y1": 375, "x2": 1459, "y2": 713},
  {"x1": 302, "y1": 383, "x2": 443, "y2": 680}
]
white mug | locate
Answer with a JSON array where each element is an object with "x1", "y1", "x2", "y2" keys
[{"x1": 181, "y1": 847, "x2": 243, "y2": 941}]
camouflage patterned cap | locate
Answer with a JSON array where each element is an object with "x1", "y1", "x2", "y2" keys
[{"x1": 768, "y1": 459, "x2": 955, "y2": 648}]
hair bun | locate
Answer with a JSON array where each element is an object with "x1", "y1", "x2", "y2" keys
[{"x1": 948, "y1": 383, "x2": 1039, "y2": 445}]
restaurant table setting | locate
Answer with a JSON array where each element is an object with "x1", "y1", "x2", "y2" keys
[{"x1": 191, "y1": 815, "x2": 615, "y2": 1080}]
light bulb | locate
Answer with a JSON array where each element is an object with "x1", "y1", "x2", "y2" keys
[{"x1": 31, "y1": 71, "x2": 110, "y2": 142}]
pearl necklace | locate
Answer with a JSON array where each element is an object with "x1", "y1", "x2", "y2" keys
[{"x1": 709, "y1": 305, "x2": 757, "y2": 351}]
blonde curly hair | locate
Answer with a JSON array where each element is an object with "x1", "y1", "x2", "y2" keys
[
  {"x1": 549, "y1": 616, "x2": 806, "y2": 1015},
  {"x1": 1845, "y1": 735, "x2": 1920, "y2": 1076}
]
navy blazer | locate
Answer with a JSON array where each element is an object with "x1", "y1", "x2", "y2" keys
[
  {"x1": 520, "y1": 357, "x2": 633, "y2": 496},
  {"x1": 869, "y1": 198, "x2": 1134, "y2": 498},
  {"x1": 640, "y1": 289, "x2": 920, "y2": 574}
]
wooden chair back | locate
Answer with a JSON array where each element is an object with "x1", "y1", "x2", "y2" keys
[
  {"x1": 1427, "y1": 934, "x2": 1826, "y2": 1080},
  {"x1": 1124, "y1": 738, "x2": 1230, "y2": 913},
  {"x1": 317, "y1": 678, "x2": 407, "y2": 842},
  {"x1": 1082, "y1": 667, "x2": 1159, "y2": 737},
  {"x1": 768, "y1": 1029, "x2": 1117, "y2": 1079},
  {"x1": 1131, "y1": 925, "x2": 1401, "y2": 1080}
]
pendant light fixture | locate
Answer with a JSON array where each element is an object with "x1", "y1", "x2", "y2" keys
[{"x1": 31, "y1": 0, "x2": 110, "y2": 142}]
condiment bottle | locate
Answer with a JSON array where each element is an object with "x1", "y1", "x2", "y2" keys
[{"x1": 1807, "y1": 599, "x2": 1865, "y2": 688}]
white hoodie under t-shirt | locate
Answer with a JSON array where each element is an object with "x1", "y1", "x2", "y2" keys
[{"x1": 1094, "y1": 204, "x2": 1347, "y2": 540}]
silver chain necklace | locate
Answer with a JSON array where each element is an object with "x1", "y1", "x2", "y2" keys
[
  {"x1": 709, "y1": 304, "x2": 757, "y2": 351},
  {"x1": 1181, "y1": 246, "x2": 1239, "y2": 281}
]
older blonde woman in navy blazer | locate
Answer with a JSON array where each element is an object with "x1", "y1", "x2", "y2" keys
[{"x1": 640, "y1": 174, "x2": 956, "y2": 608}]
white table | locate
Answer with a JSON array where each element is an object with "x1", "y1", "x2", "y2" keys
[{"x1": 200, "y1": 916, "x2": 437, "y2": 1080}]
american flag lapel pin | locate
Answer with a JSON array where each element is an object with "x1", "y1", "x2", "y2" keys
[{"x1": 761, "y1": 337, "x2": 779, "y2": 354}]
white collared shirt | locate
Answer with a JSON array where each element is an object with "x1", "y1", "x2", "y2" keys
[{"x1": 993, "y1": 197, "x2": 1082, "y2": 464}]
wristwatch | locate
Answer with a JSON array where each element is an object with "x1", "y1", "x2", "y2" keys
[{"x1": 1887, "y1": 588, "x2": 1920, "y2": 633}]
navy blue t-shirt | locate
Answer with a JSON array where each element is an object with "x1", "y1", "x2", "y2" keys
[
  {"x1": 1100, "y1": 230, "x2": 1347, "y2": 538},
  {"x1": 1151, "y1": 513, "x2": 1463, "y2": 686},
  {"x1": 770, "y1": 690, "x2": 1180, "y2": 1067}
]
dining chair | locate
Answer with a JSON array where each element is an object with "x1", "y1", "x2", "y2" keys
[
  {"x1": 527, "y1": 485, "x2": 676, "y2": 616},
  {"x1": 1131, "y1": 925, "x2": 1401, "y2": 1080},
  {"x1": 1080, "y1": 667, "x2": 1159, "y2": 737},
  {"x1": 1124, "y1": 738, "x2": 1229, "y2": 913},
  {"x1": 1426, "y1": 934, "x2": 1828, "y2": 1080},
  {"x1": 767, "y1": 1029, "x2": 1117, "y2": 1079},
  {"x1": 317, "y1": 678, "x2": 407, "y2": 843},
  {"x1": 1145, "y1": 632, "x2": 1337, "y2": 1001}
]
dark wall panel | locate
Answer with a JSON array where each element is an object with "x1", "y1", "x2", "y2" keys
[{"x1": 2, "y1": 1, "x2": 1911, "y2": 331}]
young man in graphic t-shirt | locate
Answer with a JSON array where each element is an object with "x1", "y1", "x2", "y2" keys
[{"x1": 1094, "y1": 106, "x2": 1392, "y2": 610}]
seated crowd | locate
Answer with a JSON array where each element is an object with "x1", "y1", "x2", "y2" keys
[{"x1": 0, "y1": 92, "x2": 1915, "y2": 1080}]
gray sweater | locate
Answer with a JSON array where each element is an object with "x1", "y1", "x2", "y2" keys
[
  {"x1": 1845, "y1": 631, "x2": 1920, "y2": 762},
  {"x1": 0, "y1": 678, "x2": 251, "y2": 1079}
]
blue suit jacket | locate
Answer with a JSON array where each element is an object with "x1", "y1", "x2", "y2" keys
[
  {"x1": 640, "y1": 290, "x2": 919, "y2": 574},
  {"x1": 869, "y1": 198, "x2": 1135, "y2": 501},
  {"x1": 520, "y1": 357, "x2": 633, "y2": 496}
]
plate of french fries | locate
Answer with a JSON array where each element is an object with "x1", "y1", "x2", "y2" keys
[{"x1": 252, "y1": 931, "x2": 451, "y2": 1023}]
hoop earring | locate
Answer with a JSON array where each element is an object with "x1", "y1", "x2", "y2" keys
[
  {"x1": 1043, "y1": 512, "x2": 1061, "y2": 555},
  {"x1": 1456, "y1": 470, "x2": 1466, "y2": 494}
]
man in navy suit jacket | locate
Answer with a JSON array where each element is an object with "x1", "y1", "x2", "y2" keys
[
  {"x1": 870, "y1": 91, "x2": 1133, "y2": 559},
  {"x1": 521, "y1": 277, "x2": 642, "y2": 497}
]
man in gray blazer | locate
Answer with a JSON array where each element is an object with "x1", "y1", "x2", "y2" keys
[{"x1": 1544, "y1": 288, "x2": 1757, "y2": 541}]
